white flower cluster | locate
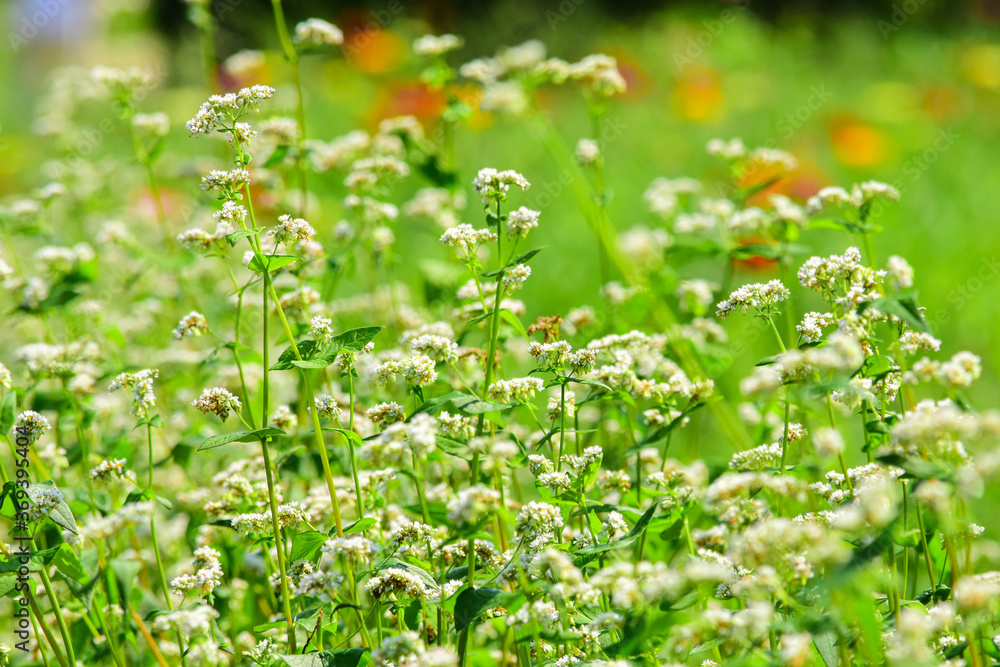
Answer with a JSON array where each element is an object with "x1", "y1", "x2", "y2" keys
[
  {"x1": 186, "y1": 85, "x2": 275, "y2": 136},
  {"x1": 715, "y1": 280, "x2": 790, "y2": 319},
  {"x1": 191, "y1": 386, "x2": 242, "y2": 421},
  {"x1": 472, "y1": 168, "x2": 531, "y2": 205},
  {"x1": 294, "y1": 18, "x2": 343, "y2": 46}
]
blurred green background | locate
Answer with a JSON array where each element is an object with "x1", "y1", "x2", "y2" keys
[{"x1": 2, "y1": 0, "x2": 999, "y2": 411}]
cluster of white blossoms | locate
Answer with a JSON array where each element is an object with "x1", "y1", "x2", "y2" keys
[
  {"x1": 15, "y1": 410, "x2": 51, "y2": 443},
  {"x1": 506, "y1": 205, "x2": 540, "y2": 238},
  {"x1": 172, "y1": 311, "x2": 209, "y2": 341},
  {"x1": 375, "y1": 353, "x2": 439, "y2": 387},
  {"x1": 170, "y1": 546, "x2": 225, "y2": 596},
  {"x1": 715, "y1": 280, "x2": 791, "y2": 319},
  {"x1": 191, "y1": 386, "x2": 242, "y2": 421},
  {"x1": 806, "y1": 180, "x2": 900, "y2": 213},
  {"x1": 488, "y1": 376, "x2": 545, "y2": 403},
  {"x1": 439, "y1": 224, "x2": 497, "y2": 261},
  {"x1": 90, "y1": 458, "x2": 129, "y2": 483},
  {"x1": 294, "y1": 18, "x2": 343, "y2": 47},
  {"x1": 269, "y1": 214, "x2": 316, "y2": 245},
  {"x1": 186, "y1": 85, "x2": 275, "y2": 136},
  {"x1": 413, "y1": 33, "x2": 464, "y2": 57},
  {"x1": 108, "y1": 368, "x2": 159, "y2": 418},
  {"x1": 471, "y1": 168, "x2": 531, "y2": 205}
]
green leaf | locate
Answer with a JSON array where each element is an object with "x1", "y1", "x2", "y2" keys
[
  {"x1": 500, "y1": 309, "x2": 528, "y2": 341},
  {"x1": 271, "y1": 340, "x2": 322, "y2": 371},
  {"x1": 877, "y1": 454, "x2": 951, "y2": 481},
  {"x1": 454, "y1": 587, "x2": 522, "y2": 632},
  {"x1": 509, "y1": 248, "x2": 544, "y2": 266},
  {"x1": 345, "y1": 518, "x2": 377, "y2": 534},
  {"x1": 290, "y1": 531, "x2": 328, "y2": 563},
  {"x1": 859, "y1": 291, "x2": 929, "y2": 333},
  {"x1": 248, "y1": 254, "x2": 299, "y2": 274},
  {"x1": 450, "y1": 394, "x2": 512, "y2": 415},
  {"x1": 198, "y1": 427, "x2": 285, "y2": 451},
  {"x1": 51, "y1": 543, "x2": 88, "y2": 583},
  {"x1": 264, "y1": 144, "x2": 291, "y2": 168},
  {"x1": 27, "y1": 481, "x2": 77, "y2": 535},
  {"x1": 330, "y1": 326, "x2": 385, "y2": 354},
  {"x1": 0, "y1": 393, "x2": 15, "y2": 436},
  {"x1": 272, "y1": 327, "x2": 383, "y2": 371},
  {"x1": 225, "y1": 227, "x2": 264, "y2": 247},
  {"x1": 277, "y1": 649, "x2": 369, "y2": 667},
  {"x1": 853, "y1": 355, "x2": 897, "y2": 380},
  {"x1": 574, "y1": 503, "x2": 660, "y2": 559}
]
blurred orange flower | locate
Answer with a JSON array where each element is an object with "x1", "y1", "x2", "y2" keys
[
  {"x1": 672, "y1": 66, "x2": 723, "y2": 122},
  {"x1": 828, "y1": 114, "x2": 889, "y2": 167}
]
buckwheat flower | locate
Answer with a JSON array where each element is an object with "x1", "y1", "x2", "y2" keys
[
  {"x1": 447, "y1": 485, "x2": 501, "y2": 528},
  {"x1": 366, "y1": 568, "x2": 431, "y2": 601},
  {"x1": 151, "y1": 605, "x2": 219, "y2": 638},
  {"x1": 413, "y1": 33, "x2": 464, "y2": 56},
  {"x1": 410, "y1": 334, "x2": 458, "y2": 363},
  {"x1": 488, "y1": 377, "x2": 544, "y2": 403},
  {"x1": 716, "y1": 280, "x2": 790, "y2": 319},
  {"x1": 323, "y1": 535, "x2": 376, "y2": 562},
  {"x1": 172, "y1": 311, "x2": 209, "y2": 341},
  {"x1": 460, "y1": 57, "x2": 504, "y2": 83},
  {"x1": 676, "y1": 279, "x2": 717, "y2": 314},
  {"x1": 853, "y1": 180, "x2": 900, "y2": 204},
  {"x1": 887, "y1": 255, "x2": 915, "y2": 289},
  {"x1": 568, "y1": 349, "x2": 597, "y2": 374},
  {"x1": 0, "y1": 364, "x2": 10, "y2": 390},
  {"x1": 537, "y1": 471, "x2": 572, "y2": 492},
  {"x1": 748, "y1": 147, "x2": 798, "y2": 171},
  {"x1": 532, "y1": 57, "x2": 571, "y2": 83},
  {"x1": 224, "y1": 121, "x2": 257, "y2": 146},
  {"x1": 472, "y1": 168, "x2": 531, "y2": 205},
  {"x1": 575, "y1": 138, "x2": 600, "y2": 165},
  {"x1": 727, "y1": 207, "x2": 771, "y2": 236},
  {"x1": 547, "y1": 391, "x2": 576, "y2": 421},
  {"x1": 516, "y1": 501, "x2": 564, "y2": 539},
  {"x1": 15, "y1": 411, "x2": 51, "y2": 444},
  {"x1": 502, "y1": 264, "x2": 531, "y2": 292},
  {"x1": 108, "y1": 368, "x2": 159, "y2": 418},
  {"x1": 201, "y1": 168, "x2": 250, "y2": 192},
  {"x1": 366, "y1": 402, "x2": 406, "y2": 428},
  {"x1": 796, "y1": 311, "x2": 834, "y2": 343},
  {"x1": 768, "y1": 194, "x2": 805, "y2": 224},
  {"x1": 728, "y1": 442, "x2": 782, "y2": 471},
  {"x1": 376, "y1": 354, "x2": 438, "y2": 387},
  {"x1": 294, "y1": 18, "x2": 344, "y2": 46},
  {"x1": 171, "y1": 546, "x2": 224, "y2": 596},
  {"x1": 527, "y1": 340, "x2": 573, "y2": 368},
  {"x1": 244, "y1": 639, "x2": 278, "y2": 665},
  {"x1": 25, "y1": 487, "x2": 64, "y2": 523},
  {"x1": 271, "y1": 405, "x2": 297, "y2": 430},
  {"x1": 813, "y1": 427, "x2": 844, "y2": 457},
  {"x1": 507, "y1": 206, "x2": 540, "y2": 239},
  {"x1": 309, "y1": 315, "x2": 334, "y2": 343},
  {"x1": 439, "y1": 224, "x2": 498, "y2": 260},
  {"x1": 569, "y1": 54, "x2": 626, "y2": 96},
  {"x1": 899, "y1": 330, "x2": 941, "y2": 355},
  {"x1": 267, "y1": 214, "x2": 315, "y2": 246},
  {"x1": 191, "y1": 387, "x2": 242, "y2": 421},
  {"x1": 706, "y1": 137, "x2": 747, "y2": 160},
  {"x1": 805, "y1": 185, "x2": 852, "y2": 213},
  {"x1": 313, "y1": 394, "x2": 341, "y2": 421},
  {"x1": 132, "y1": 112, "x2": 170, "y2": 138},
  {"x1": 90, "y1": 458, "x2": 128, "y2": 482},
  {"x1": 938, "y1": 351, "x2": 982, "y2": 388},
  {"x1": 437, "y1": 411, "x2": 475, "y2": 439}
]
